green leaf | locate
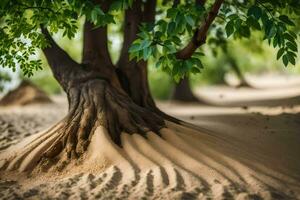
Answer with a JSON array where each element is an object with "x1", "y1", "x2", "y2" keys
[
  {"x1": 240, "y1": 26, "x2": 250, "y2": 38},
  {"x1": 227, "y1": 14, "x2": 239, "y2": 20},
  {"x1": 185, "y1": 15, "x2": 195, "y2": 27},
  {"x1": 265, "y1": 21, "x2": 276, "y2": 39},
  {"x1": 287, "y1": 52, "x2": 296, "y2": 65},
  {"x1": 109, "y1": 1, "x2": 123, "y2": 11},
  {"x1": 167, "y1": 22, "x2": 176, "y2": 36},
  {"x1": 282, "y1": 54, "x2": 289, "y2": 66},
  {"x1": 143, "y1": 47, "x2": 151, "y2": 60},
  {"x1": 156, "y1": 57, "x2": 164, "y2": 68},
  {"x1": 273, "y1": 35, "x2": 279, "y2": 48},
  {"x1": 283, "y1": 33, "x2": 296, "y2": 43},
  {"x1": 247, "y1": 5, "x2": 262, "y2": 19},
  {"x1": 167, "y1": 8, "x2": 178, "y2": 19},
  {"x1": 225, "y1": 20, "x2": 235, "y2": 37},
  {"x1": 129, "y1": 43, "x2": 141, "y2": 53},
  {"x1": 288, "y1": 31, "x2": 297, "y2": 39},
  {"x1": 279, "y1": 15, "x2": 295, "y2": 26},
  {"x1": 191, "y1": 67, "x2": 201, "y2": 74},
  {"x1": 172, "y1": 36, "x2": 181, "y2": 45},
  {"x1": 246, "y1": 17, "x2": 261, "y2": 30},
  {"x1": 286, "y1": 42, "x2": 298, "y2": 52},
  {"x1": 277, "y1": 48, "x2": 285, "y2": 60},
  {"x1": 140, "y1": 39, "x2": 152, "y2": 49}
]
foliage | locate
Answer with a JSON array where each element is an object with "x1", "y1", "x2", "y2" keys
[
  {"x1": 222, "y1": 1, "x2": 299, "y2": 67},
  {"x1": 129, "y1": 2, "x2": 205, "y2": 81},
  {"x1": 130, "y1": 0, "x2": 300, "y2": 80},
  {"x1": 0, "y1": 0, "x2": 131, "y2": 76},
  {"x1": 0, "y1": 0, "x2": 299, "y2": 81}
]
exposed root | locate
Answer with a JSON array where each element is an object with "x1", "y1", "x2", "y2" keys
[
  {"x1": 0, "y1": 79, "x2": 299, "y2": 199},
  {"x1": 1, "y1": 120, "x2": 299, "y2": 199},
  {"x1": 0, "y1": 79, "x2": 165, "y2": 172}
]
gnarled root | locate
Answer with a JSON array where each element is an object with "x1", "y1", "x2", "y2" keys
[{"x1": 0, "y1": 79, "x2": 165, "y2": 172}]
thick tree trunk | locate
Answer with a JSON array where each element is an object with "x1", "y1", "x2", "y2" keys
[{"x1": 172, "y1": 77, "x2": 201, "y2": 102}]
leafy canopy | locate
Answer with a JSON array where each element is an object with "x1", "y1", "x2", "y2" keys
[{"x1": 0, "y1": 0, "x2": 299, "y2": 80}]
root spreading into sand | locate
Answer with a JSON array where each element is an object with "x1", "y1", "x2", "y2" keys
[
  {"x1": 0, "y1": 86, "x2": 300, "y2": 199},
  {"x1": 0, "y1": 116, "x2": 299, "y2": 199}
]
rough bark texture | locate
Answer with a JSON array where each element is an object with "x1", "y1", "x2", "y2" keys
[
  {"x1": 42, "y1": 78, "x2": 164, "y2": 160},
  {"x1": 0, "y1": 80, "x2": 52, "y2": 106},
  {"x1": 8, "y1": 10, "x2": 164, "y2": 171}
]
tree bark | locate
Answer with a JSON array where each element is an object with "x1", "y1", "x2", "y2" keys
[{"x1": 116, "y1": 0, "x2": 157, "y2": 110}]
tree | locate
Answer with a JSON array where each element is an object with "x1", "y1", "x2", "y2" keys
[
  {"x1": 226, "y1": 54, "x2": 252, "y2": 88},
  {"x1": 0, "y1": 0, "x2": 299, "y2": 172}
]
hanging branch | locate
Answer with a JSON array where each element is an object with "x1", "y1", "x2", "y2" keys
[{"x1": 41, "y1": 27, "x2": 81, "y2": 90}]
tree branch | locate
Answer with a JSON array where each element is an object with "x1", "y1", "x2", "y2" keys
[
  {"x1": 117, "y1": 0, "x2": 143, "y2": 67},
  {"x1": 143, "y1": 0, "x2": 157, "y2": 23},
  {"x1": 82, "y1": 1, "x2": 113, "y2": 70},
  {"x1": 176, "y1": 0, "x2": 224, "y2": 59},
  {"x1": 82, "y1": 21, "x2": 114, "y2": 68},
  {"x1": 41, "y1": 27, "x2": 81, "y2": 91}
]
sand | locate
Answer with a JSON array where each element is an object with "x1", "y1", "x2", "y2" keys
[
  {"x1": 0, "y1": 80, "x2": 52, "y2": 107},
  {"x1": 0, "y1": 84, "x2": 300, "y2": 199}
]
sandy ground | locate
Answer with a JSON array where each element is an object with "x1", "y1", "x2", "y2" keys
[{"x1": 0, "y1": 81, "x2": 300, "y2": 199}]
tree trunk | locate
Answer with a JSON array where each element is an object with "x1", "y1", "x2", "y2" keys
[
  {"x1": 0, "y1": 0, "x2": 227, "y2": 174},
  {"x1": 227, "y1": 57, "x2": 252, "y2": 88},
  {"x1": 0, "y1": 17, "x2": 167, "y2": 172},
  {"x1": 117, "y1": 0, "x2": 157, "y2": 110},
  {"x1": 172, "y1": 77, "x2": 201, "y2": 102}
]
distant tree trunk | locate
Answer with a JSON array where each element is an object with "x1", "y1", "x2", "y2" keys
[
  {"x1": 172, "y1": 77, "x2": 201, "y2": 102},
  {"x1": 227, "y1": 57, "x2": 252, "y2": 88},
  {"x1": 171, "y1": 0, "x2": 208, "y2": 103}
]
